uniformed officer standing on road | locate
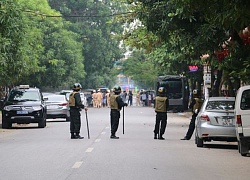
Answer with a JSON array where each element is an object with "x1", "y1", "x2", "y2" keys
[
  {"x1": 154, "y1": 87, "x2": 169, "y2": 140},
  {"x1": 181, "y1": 89, "x2": 202, "y2": 140},
  {"x1": 69, "y1": 83, "x2": 88, "y2": 139},
  {"x1": 110, "y1": 86, "x2": 127, "y2": 139}
]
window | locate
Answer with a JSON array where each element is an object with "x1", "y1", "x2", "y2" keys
[
  {"x1": 240, "y1": 90, "x2": 250, "y2": 110},
  {"x1": 206, "y1": 101, "x2": 235, "y2": 110}
]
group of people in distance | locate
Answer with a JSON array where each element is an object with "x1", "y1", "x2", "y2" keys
[{"x1": 92, "y1": 89, "x2": 111, "y2": 108}]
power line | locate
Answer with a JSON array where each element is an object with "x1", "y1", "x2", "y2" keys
[
  {"x1": 24, "y1": 10, "x2": 134, "y2": 18},
  {"x1": 47, "y1": 12, "x2": 133, "y2": 18}
]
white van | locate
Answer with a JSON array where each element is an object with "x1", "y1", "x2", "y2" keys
[{"x1": 235, "y1": 85, "x2": 250, "y2": 156}]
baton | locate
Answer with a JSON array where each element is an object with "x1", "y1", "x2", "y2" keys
[
  {"x1": 85, "y1": 110, "x2": 90, "y2": 139},
  {"x1": 123, "y1": 106, "x2": 125, "y2": 134}
]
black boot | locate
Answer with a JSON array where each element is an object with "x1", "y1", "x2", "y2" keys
[
  {"x1": 110, "y1": 134, "x2": 119, "y2": 139},
  {"x1": 154, "y1": 133, "x2": 158, "y2": 139},
  {"x1": 75, "y1": 133, "x2": 84, "y2": 139},
  {"x1": 158, "y1": 134, "x2": 165, "y2": 140},
  {"x1": 71, "y1": 133, "x2": 76, "y2": 139}
]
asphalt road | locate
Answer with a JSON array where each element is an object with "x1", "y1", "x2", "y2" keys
[{"x1": 0, "y1": 106, "x2": 250, "y2": 180}]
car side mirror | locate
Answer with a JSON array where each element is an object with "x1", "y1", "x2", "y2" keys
[{"x1": 43, "y1": 97, "x2": 48, "y2": 101}]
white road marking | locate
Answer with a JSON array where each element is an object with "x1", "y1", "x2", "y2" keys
[
  {"x1": 101, "y1": 132, "x2": 106, "y2": 135},
  {"x1": 72, "y1": 161, "x2": 83, "y2": 168},
  {"x1": 85, "y1": 147, "x2": 94, "y2": 152},
  {"x1": 95, "y1": 139, "x2": 101, "y2": 142}
]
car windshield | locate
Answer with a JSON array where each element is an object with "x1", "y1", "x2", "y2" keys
[
  {"x1": 8, "y1": 90, "x2": 40, "y2": 101},
  {"x1": 47, "y1": 95, "x2": 66, "y2": 102},
  {"x1": 205, "y1": 101, "x2": 235, "y2": 110}
]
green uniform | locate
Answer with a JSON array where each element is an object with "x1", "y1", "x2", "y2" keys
[
  {"x1": 154, "y1": 96, "x2": 169, "y2": 139},
  {"x1": 69, "y1": 91, "x2": 85, "y2": 136}
]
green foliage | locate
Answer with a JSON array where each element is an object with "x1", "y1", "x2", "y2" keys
[
  {"x1": 119, "y1": 0, "x2": 250, "y2": 87},
  {"x1": 0, "y1": 0, "x2": 26, "y2": 86},
  {"x1": 121, "y1": 49, "x2": 157, "y2": 88},
  {"x1": 49, "y1": 0, "x2": 126, "y2": 88}
]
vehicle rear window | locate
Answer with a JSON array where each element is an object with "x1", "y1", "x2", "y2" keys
[
  {"x1": 206, "y1": 101, "x2": 235, "y2": 110},
  {"x1": 240, "y1": 89, "x2": 250, "y2": 110}
]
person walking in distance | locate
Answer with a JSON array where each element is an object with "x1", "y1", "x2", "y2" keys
[
  {"x1": 181, "y1": 89, "x2": 202, "y2": 140},
  {"x1": 136, "y1": 90, "x2": 141, "y2": 106},
  {"x1": 110, "y1": 86, "x2": 127, "y2": 139},
  {"x1": 106, "y1": 89, "x2": 111, "y2": 108},
  {"x1": 128, "y1": 90, "x2": 133, "y2": 106},
  {"x1": 96, "y1": 89, "x2": 103, "y2": 108},
  {"x1": 154, "y1": 87, "x2": 169, "y2": 140},
  {"x1": 92, "y1": 90, "x2": 97, "y2": 108},
  {"x1": 69, "y1": 83, "x2": 88, "y2": 139}
]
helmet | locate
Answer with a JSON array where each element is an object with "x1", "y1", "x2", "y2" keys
[
  {"x1": 113, "y1": 86, "x2": 121, "y2": 94},
  {"x1": 193, "y1": 89, "x2": 198, "y2": 95},
  {"x1": 158, "y1": 87, "x2": 166, "y2": 95},
  {"x1": 73, "y1": 83, "x2": 82, "y2": 91}
]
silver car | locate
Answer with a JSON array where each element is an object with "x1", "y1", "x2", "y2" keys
[
  {"x1": 195, "y1": 97, "x2": 236, "y2": 147},
  {"x1": 44, "y1": 94, "x2": 70, "y2": 121}
]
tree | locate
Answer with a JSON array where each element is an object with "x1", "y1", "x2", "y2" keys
[
  {"x1": 121, "y1": 49, "x2": 158, "y2": 89},
  {"x1": 48, "y1": 0, "x2": 126, "y2": 89},
  {"x1": 0, "y1": 0, "x2": 27, "y2": 86},
  {"x1": 119, "y1": 0, "x2": 250, "y2": 95}
]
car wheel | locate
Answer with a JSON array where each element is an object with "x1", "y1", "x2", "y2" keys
[
  {"x1": 196, "y1": 136, "x2": 204, "y2": 147},
  {"x1": 38, "y1": 118, "x2": 46, "y2": 128},
  {"x1": 2, "y1": 119, "x2": 12, "y2": 129},
  {"x1": 238, "y1": 140, "x2": 248, "y2": 156}
]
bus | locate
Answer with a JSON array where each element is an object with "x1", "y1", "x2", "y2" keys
[{"x1": 156, "y1": 75, "x2": 189, "y2": 112}]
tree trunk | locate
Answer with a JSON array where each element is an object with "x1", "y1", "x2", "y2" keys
[{"x1": 212, "y1": 70, "x2": 222, "y2": 96}]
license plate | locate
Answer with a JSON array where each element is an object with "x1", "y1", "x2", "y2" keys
[
  {"x1": 222, "y1": 118, "x2": 233, "y2": 126},
  {"x1": 17, "y1": 111, "x2": 28, "y2": 114},
  {"x1": 48, "y1": 105, "x2": 58, "y2": 109}
]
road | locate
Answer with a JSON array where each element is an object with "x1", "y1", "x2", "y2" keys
[{"x1": 0, "y1": 106, "x2": 250, "y2": 180}]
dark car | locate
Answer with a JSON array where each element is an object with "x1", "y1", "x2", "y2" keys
[{"x1": 0, "y1": 85, "x2": 47, "y2": 128}]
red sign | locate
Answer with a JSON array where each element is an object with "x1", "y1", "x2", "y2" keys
[{"x1": 189, "y1": 65, "x2": 199, "y2": 72}]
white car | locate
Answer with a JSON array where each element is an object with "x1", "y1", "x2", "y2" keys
[
  {"x1": 235, "y1": 85, "x2": 250, "y2": 156},
  {"x1": 195, "y1": 97, "x2": 236, "y2": 147},
  {"x1": 44, "y1": 94, "x2": 70, "y2": 121}
]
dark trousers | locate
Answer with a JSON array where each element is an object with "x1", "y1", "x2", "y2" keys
[
  {"x1": 70, "y1": 108, "x2": 81, "y2": 134},
  {"x1": 154, "y1": 112, "x2": 167, "y2": 135},
  {"x1": 128, "y1": 98, "x2": 132, "y2": 106},
  {"x1": 110, "y1": 109, "x2": 120, "y2": 135},
  {"x1": 185, "y1": 112, "x2": 198, "y2": 139}
]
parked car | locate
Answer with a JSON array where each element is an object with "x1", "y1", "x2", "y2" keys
[
  {"x1": 235, "y1": 85, "x2": 250, "y2": 156},
  {"x1": 44, "y1": 94, "x2": 70, "y2": 121},
  {"x1": 0, "y1": 85, "x2": 47, "y2": 128},
  {"x1": 195, "y1": 97, "x2": 236, "y2": 147}
]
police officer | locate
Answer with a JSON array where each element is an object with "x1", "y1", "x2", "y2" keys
[
  {"x1": 181, "y1": 89, "x2": 202, "y2": 140},
  {"x1": 69, "y1": 83, "x2": 88, "y2": 139},
  {"x1": 110, "y1": 86, "x2": 127, "y2": 139},
  {"x1": 154, "y1": 87, "x2": 169, "y2": 140}
]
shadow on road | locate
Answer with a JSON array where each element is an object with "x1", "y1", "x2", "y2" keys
[{"x1": 204, "y1": 143, "x2": 238, "y2": 150}]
